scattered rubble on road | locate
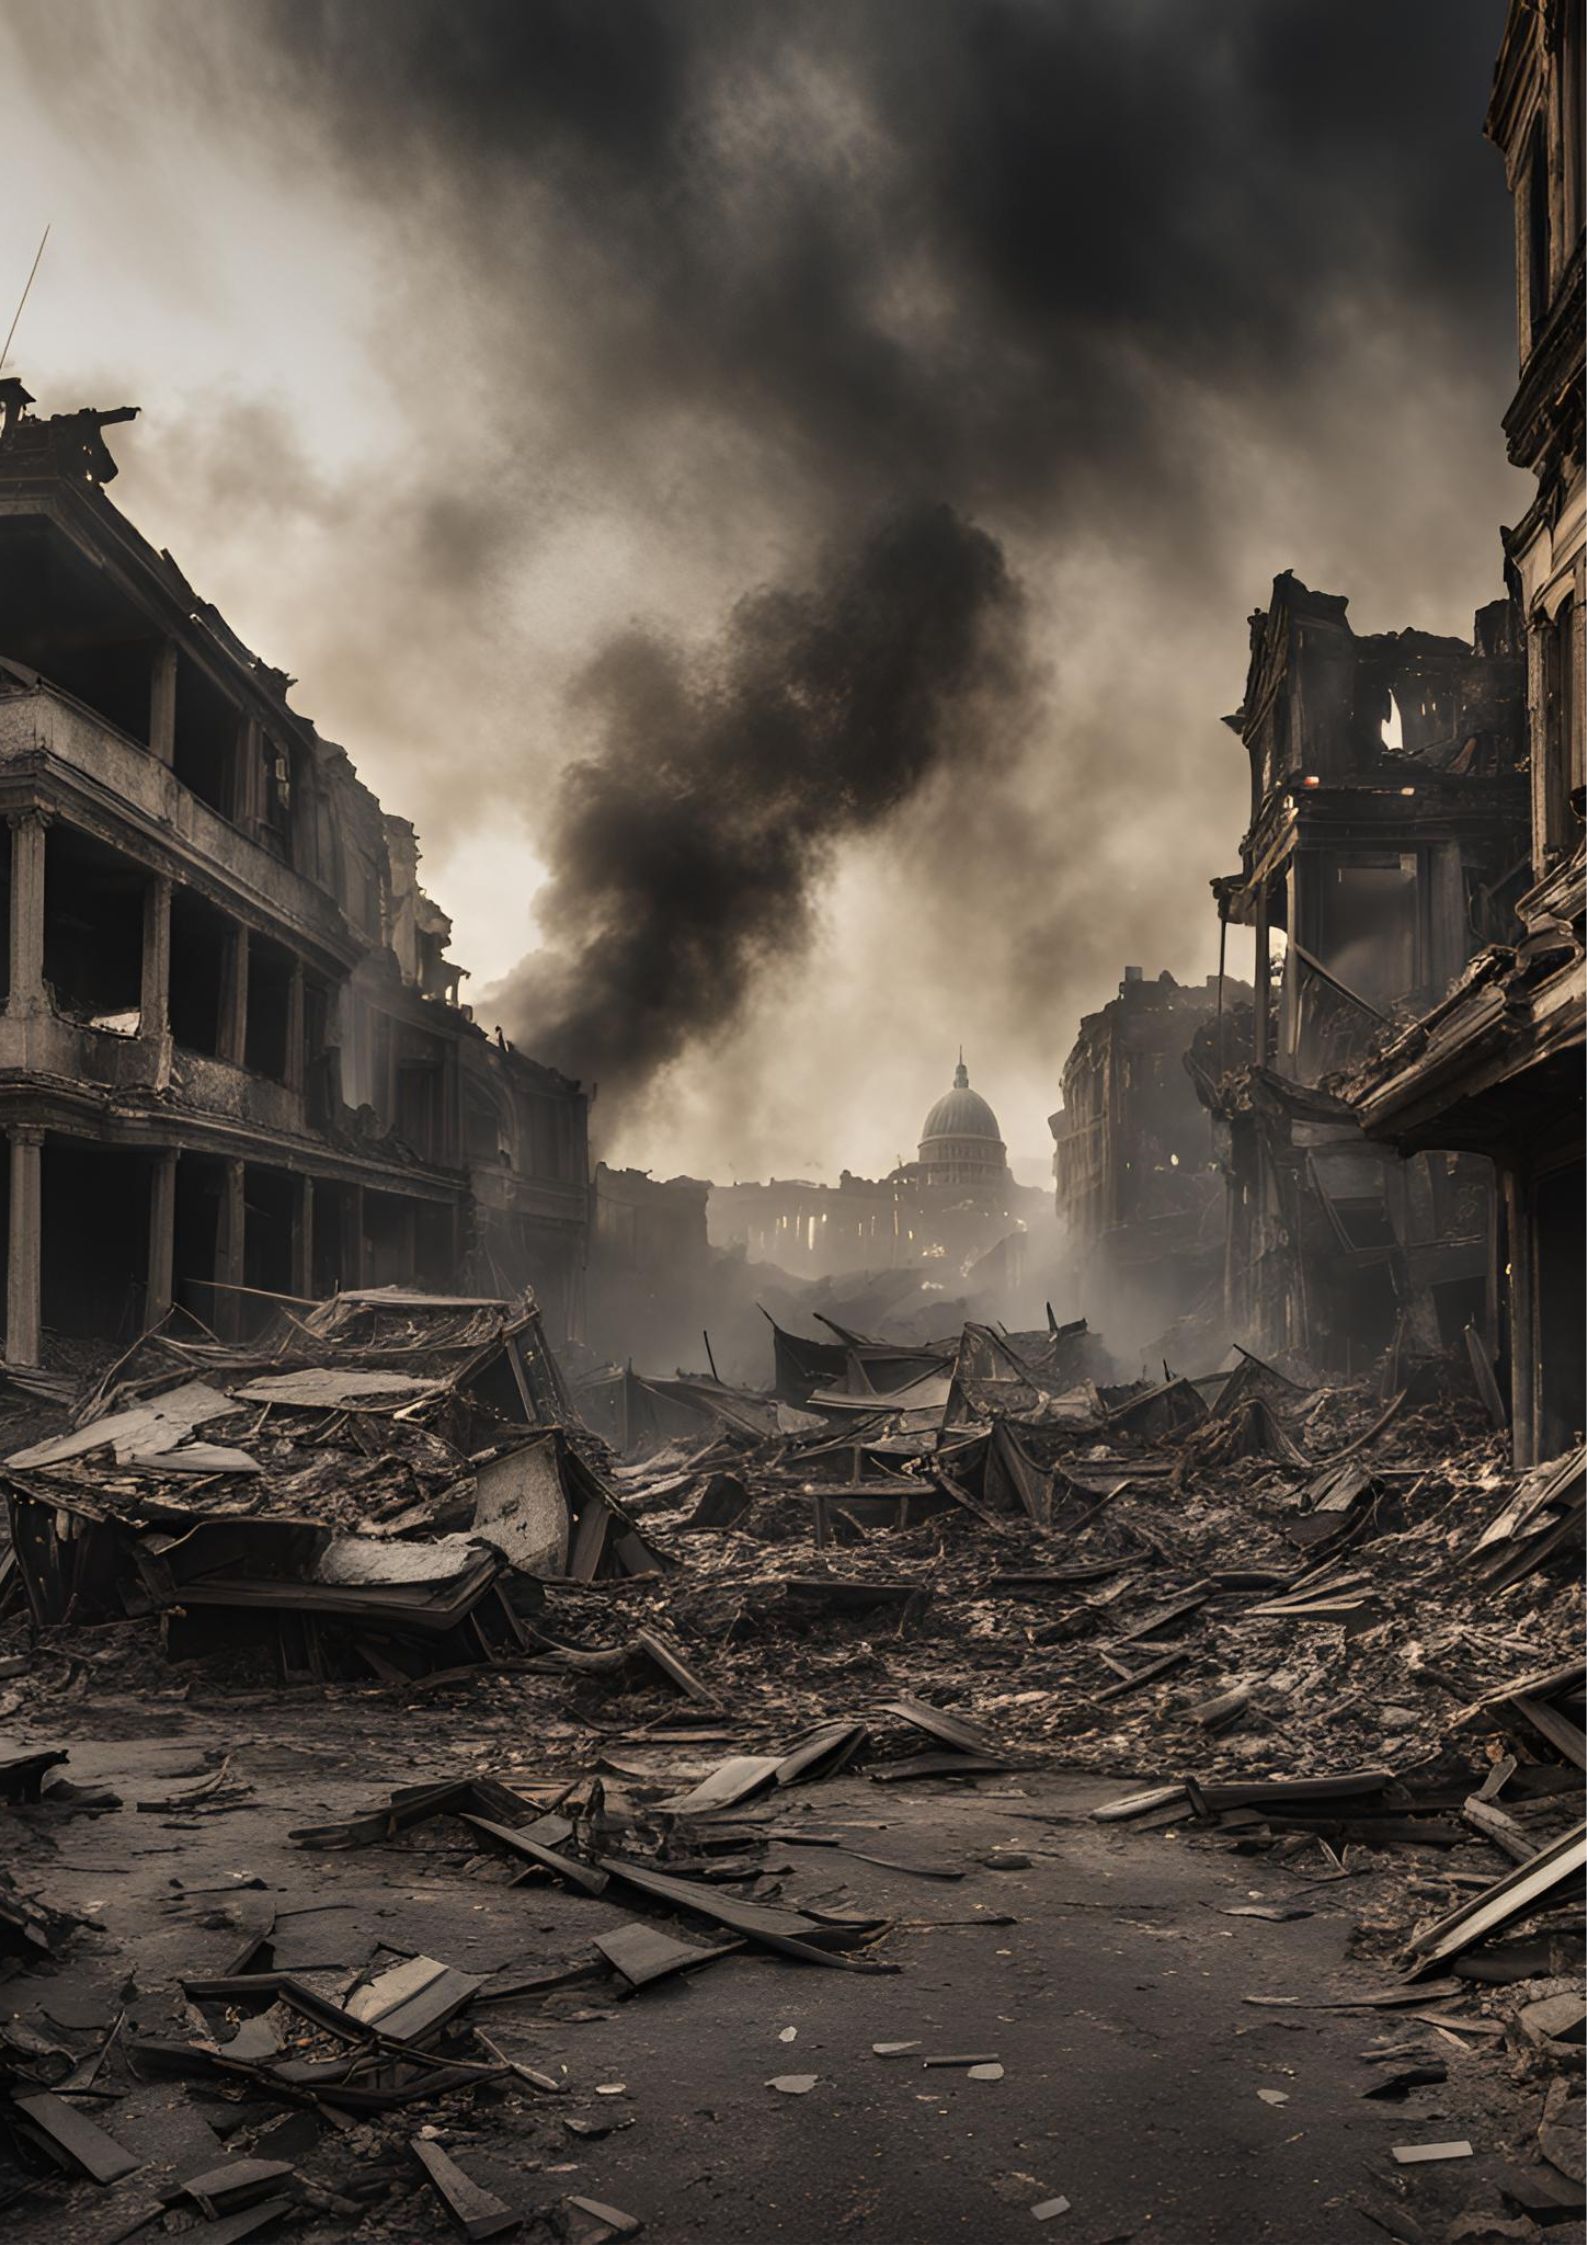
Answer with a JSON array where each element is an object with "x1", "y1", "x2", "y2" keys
[{"x1": 0, "y1": 1288, "x2": 1581, "y2": 2237}]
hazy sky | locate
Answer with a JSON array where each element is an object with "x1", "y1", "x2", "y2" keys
[{"x1": 0, "y1": 1, "x2": 1528, "y2": 1177}]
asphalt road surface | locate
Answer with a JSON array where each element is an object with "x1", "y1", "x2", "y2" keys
[{"x1": 1, "y1": 1710, "x2": 1538, "y2": 2245}]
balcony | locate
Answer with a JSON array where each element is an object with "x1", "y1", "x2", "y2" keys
[
  {"x1": 0, "y1": 1006, "x2": 305, "y2": 1136},
  {"x1": 0, "y1": 680, "x2": 352, "y2": 960}
]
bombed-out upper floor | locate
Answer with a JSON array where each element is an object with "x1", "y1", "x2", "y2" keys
[
  {"x1": 1212, "y1": 572, "x2": 1534, "y2": 1086},
  {"x1": 0, "y1": 385, "x2": 591, "y2": 1363},
  {"x1": 0, "y1": 386, "x2": 586, "y2": 1171},
  {"x1": 1227, "y1": 572, "x2": 1526, "y2": 821},
  {"x1": 0, "y1": 384, "x2": 466, "y2": 1001}
]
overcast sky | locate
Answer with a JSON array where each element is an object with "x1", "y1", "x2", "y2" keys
[{"x1": 0, "y1": 1, "x2": 1527, "y2": 1178}]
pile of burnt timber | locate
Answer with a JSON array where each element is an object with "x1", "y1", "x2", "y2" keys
[
  {"x1": 0, "y1": 1291, "x2": 1581, "y2": 2224},
  {"x1": 0, "y1": 1291, "x2": 663, "y2": 1682},
  {"x1": 576, "y1": 1311, "x2": 1583, "y2": 2065}
]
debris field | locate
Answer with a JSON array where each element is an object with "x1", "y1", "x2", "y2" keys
[{"x1": 0, "y1": 1289, "x2": 1581, "y2": 2243}]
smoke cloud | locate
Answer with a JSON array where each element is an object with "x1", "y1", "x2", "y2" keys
[
  {"x1": 0, "y1": 0, "x2": 1524, "y2": 1173},
  {"x1": 498, "y1": 504, "x2": 1026, "y2": 1103}
]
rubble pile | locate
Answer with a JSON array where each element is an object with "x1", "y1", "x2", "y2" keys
[
  {"x1": 0, "y1": 1288, "x2": 1581, "y2": 2236},
  {"x1": 0, "y1": 1292, "x2": 664, "y2": 1687}
]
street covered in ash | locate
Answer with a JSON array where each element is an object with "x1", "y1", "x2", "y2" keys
[{"x1": 0, "y1": 1291, "x2": 1580, "y2": 2244}]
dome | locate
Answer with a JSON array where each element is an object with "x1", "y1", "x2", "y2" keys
[
  {"x1": 922, "y1": 1081, "x2": 1002, "y2": 1145},
  {"x1": 918, "y1": 1055, "x2": 1007, "y2": 1187}
]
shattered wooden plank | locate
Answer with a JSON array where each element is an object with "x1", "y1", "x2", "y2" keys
[
  {"x1": 1094, "y1": 1647, "x2": 1189, "y2": 1700},
  {"x1": 632, "y1": 1627, "x2": 717, "y2": 1705},
  {"x1": 656, "y1": 1755, "x2": 780, "y2": 1814},
  {"x1": 592, "y1": 1853, "x2": 897, "y2": 1971},
  {"x1": 1405, "y1": 1821, "x2": 1587, "y2": 1975},
  {"x1": 1509, "y1": 1692, "x2": 1587, "y2": 1771},
  {"x1": 593, "y1": 1923, "x2": 738, "y2": 1989},
  {"x1": 460, "y1": 1814, "x2": 611, "y2": 1896},
  {"x1": 1460, "y1": 1795, "x2": 1541, "y2": 1865},
  {"x1": 344, "y1": 1953, "x2": 485, "y2": 2043},
  {"x1": 411, "y1": 2135, "x2": 520, "y2": 2239},
  {"x1": 10, "y1": 2090, "x2": 142, "y2": 2182}
]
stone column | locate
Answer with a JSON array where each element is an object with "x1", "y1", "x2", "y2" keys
[
  {"x1": 290, "y1": 1174, "x2": 314, "y2": 1300},
  {"x1": 146, "y1": 1148, "x2": 178, "y2": 1330},
  {"x1": 140, "y1": 874, "x2": 172, "y2": 1042},
  {"x1": 212, "y1": 1157, "x2": 246, "y2": 1340},
  {"x1": 6, "y1": 810, "x2": 49, "y2": 1019},
  {"x1": 219, "y1": 925, "x2": 249, "y2": 1066},
  {"x1": 148, "y1": 642, "x2": 178, "y2": 766},
  {"x1": 284, "y1": 959, "x2": 306, "y2": 1094},
  {"x1": 6, "y1": 1125, "x2": 43, "y2": 1367}
]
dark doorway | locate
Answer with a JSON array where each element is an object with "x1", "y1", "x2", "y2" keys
[
  {"x1": 1536, "y1": 1159, "x2": 1586, "y2": 1458},
  {"x1": 173, "y1": 1153, "x2": 224, "y2": 1332},
  {"x1": 41, "y1": 1139, "x2": 148, "y2": 1339}
]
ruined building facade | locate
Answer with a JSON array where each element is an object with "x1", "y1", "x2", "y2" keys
[
  {"x1": 0, "y1": 384, "x2": 589, "y2": 1360},
  {"x1": 1198, "y1": 572, "x2": 1531, "y2": 1374},
  {"x1": 1050, "y1": 967, "x2": 1250, "y2": 1336},
  {"x1": 1348, "y1": 0, "x2": 1585, "y2": 1461},
  {"x1": 709, "y1": 1057, "x2": 1047, "y2": 1284}
]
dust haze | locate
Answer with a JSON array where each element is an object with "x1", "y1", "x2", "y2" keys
[{"x1": 0, "y1": 0, "x2": 1526, "y2": 1175}]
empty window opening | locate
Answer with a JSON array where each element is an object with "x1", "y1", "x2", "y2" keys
[
  {"x1": 365, "y1": 1191, "x2": 418, "y2": 1289},
  {"x1": 41, "y1": 1139, "x2": 148, "y2": 1340},
  {"x1": 1543, "y1": 596, "x2": 1581, "y2": 861},
  {"x1": 173, "y1": 1154, "x2": 223, "y2": 1330},
  {"x1": 0, "y1": 518, "x2": 159, "y2": 745},
  {"x1": 256, "y1": 737, "x2": 295, "y2": 860},
  {"x1": 1526, "y1": 118, "x2": 1551, "y2": 339},
  {"x1": 169, "y1": 890, "x2": 230, "y2": 1057},
  {"x1": 394, "y1": 1024, "x2": 448, "y2": 1161},
  {"x1": 1316, "y1": 853, "x2": 1421, "y2": 1009},
  {"x1": 415, "y1": 1200, "x2": 455, "y2": 1289},
  {"x1": 312, "y1": 1180, "x2": 351, "y2": 1299},
  {"x1": 303, "y1": 977, "x2": 337, "y2": 1129},
  {"x1": 245, "y1": 935, "x2": 294, "y2": 1081},
  {"x1": 42, "y1": 827, "x2": 144, "y2": 1028},
  {"x1": 173, "y1": 658, "x2": 240, "y2": 817},
  {"x1": 242, "y1": 1164, "x2": 295, "y2": 1319},
  {"x1": 464, "y1": 1077, "x2": 513, "y2": 1165},
  {"x1": 1536, "y1": 1161, "x2": 1586, "y2": 1458}
]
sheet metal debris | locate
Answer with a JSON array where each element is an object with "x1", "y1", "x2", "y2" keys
[{"x1": 0, "y1": 1286, "x2": 1580, "y2": 2234}]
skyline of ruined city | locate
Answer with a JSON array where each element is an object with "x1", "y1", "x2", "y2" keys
[{"x1": 0, "y1": 1, "x2": 1531, "y2": 1181}]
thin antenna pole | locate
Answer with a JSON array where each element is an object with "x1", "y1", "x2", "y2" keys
[{"x1": 0, "y1": 225, "x2": 50, "y2": 375}]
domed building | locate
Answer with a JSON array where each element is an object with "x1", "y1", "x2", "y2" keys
[
  {"x1": 711, "y1": 1048, "x2": 1050, "y2": 1281},
  {"x1": 917, "y1": 1054, "x2": 1009, "y2": 1191}
]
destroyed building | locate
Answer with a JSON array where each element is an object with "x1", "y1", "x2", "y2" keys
[
  {"x1": 1199, "y1": 571, "x2": 1530, "y2": 1374},
  {"x1": 0, "y1": 384, "x2": 590, "y2": 1358},
  {"x1": 1049, "y1": 967, "x2": 1251, "y2": 1339},
  {"x1": 708, "y1": 1170, "x2": 910, "y2": 1278},
  {"x1": 709, "y1": 1055, "x2": 1049, "y2": 1283},
  {"x1": 1348, "y1": 0, "x2": 1585, "y2": 1463}
]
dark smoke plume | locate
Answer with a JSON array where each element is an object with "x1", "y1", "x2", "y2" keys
[
  {"x1": 497, "y1": 504, "x2": 1025, "y2": 1104},
  {"x1": 0, "y1": 0, "x2": 1520, "y2": 1170}
]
